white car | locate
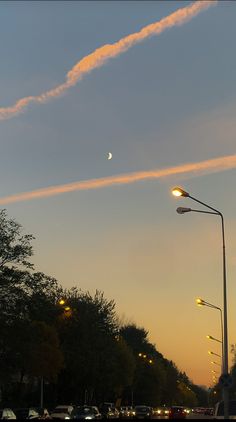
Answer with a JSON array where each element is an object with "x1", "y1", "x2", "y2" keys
[
  {"x1": 50, "y1": 405, "x2": 74, "y2": 420},
  {"x1": 0, "y1": 408, "x2": 17, "y2": 420},
  {"x1": 214, "y1": 400, "x2": 236, "y2": 419}
]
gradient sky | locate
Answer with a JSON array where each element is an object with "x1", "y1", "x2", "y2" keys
[{"x1": 1, "y1": 0, "x2": 236, "y2": 387}]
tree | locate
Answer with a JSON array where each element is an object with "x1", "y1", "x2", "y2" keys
[
  {"x1": 120, "y1": 324, "x2": 166, "y2": 406},
  {"x1": 26, "y1": 321, "x2": 64, "y2": 381},
  {"x1": 0, "y1": 210, "x2": 63, "y2": 406},
  {"x1": 0, "y1": 209, "x2": 34, "y2": 270},
  {"x1": 56, "y1": 289, "x2": 130, "y2": 404}
]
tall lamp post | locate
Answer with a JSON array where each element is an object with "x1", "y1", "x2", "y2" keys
[{"x1": 172, "y1": 187, "x2": 229, "y2": 419}]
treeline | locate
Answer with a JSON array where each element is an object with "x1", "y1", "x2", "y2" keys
[{"x1": 0, "y1": 209, "x2": 208, "y2": 408}]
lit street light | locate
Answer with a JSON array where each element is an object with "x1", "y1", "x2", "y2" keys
[
  {"x1": 138, "y1": 353, "x2": 153, "y2": 365},
  {"x1": 208, "y1": 351, "x2": 222, "y2": 358},
  {"x1": 173, "y1": 187, "x2": 229, "y2": 419},
  {"x1": 195, "y1": 299, "x2": 223, "y2": 367},
  {"x1": 207, "y1": 335, "x2": 222, "y2": 344}
]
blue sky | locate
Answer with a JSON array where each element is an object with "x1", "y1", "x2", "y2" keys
[{"x1": 1, "y1": 1, "x2": 236, "y2": 386}]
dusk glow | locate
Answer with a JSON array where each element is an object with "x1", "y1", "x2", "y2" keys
[{"x1": 1, "y1": 0, "x2": 236, "y2": 395}]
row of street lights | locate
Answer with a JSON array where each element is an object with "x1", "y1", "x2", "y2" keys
[
  {"x1": 196, "y1": 297, "x2": 224, "y2": 373},
  {"x1": 138, "y1": 352, "x2": 153, "y2": 365},
  {"x1": 172, "y1": 186, "x2": 229, "y2": 419}
]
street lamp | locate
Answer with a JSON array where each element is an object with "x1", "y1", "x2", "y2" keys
[
  {"x1": 195, "y1": 298, "x2": 223, "y2": 364},
  {"x1": 211, "y1": 361, "x2": 221, "y2": 367},
  {"x1": 196, "y1": 300, "x2": 223, "y2": 366},
  {"x1": 208, "y1": 351, "x2": 222, "y2": 358},
  {"x1": 207, "y1": 335, "x2": 222, "y2": 344},
  {"x1": 173, "y1": 187, "x2": 229, "y2": 419}
]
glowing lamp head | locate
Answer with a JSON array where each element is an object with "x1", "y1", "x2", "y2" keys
[
  {"x1": 172, "y1": 187, "x2": 189, "y2": 197},
  {"x1": 64, "y1": 306, "x2": 71, "y2": 312},
  {"x1": 59, "y1": 299, "x2": 65, "y2": 305},
  {"x1": 196, "y1": 298, "x2": 204, "y2": 306}
]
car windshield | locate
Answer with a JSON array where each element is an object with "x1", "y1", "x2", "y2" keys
[
  {"x1": 74, "y1": 407, "x2": 95, "y2": 415},
  {"x1": 53, "y1": 408, "x2": 69, "y2": 413},
  {"x1": 135, "y1": 406, "x2": 149, "y2": 411},
  {"x1": 14, "y1": 409, "x2": 30, "y2": 418}
]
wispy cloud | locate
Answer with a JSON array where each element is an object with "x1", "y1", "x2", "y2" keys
[
  {"x1": 0, "y1": 1, "x2": 216, "y2": 121},
  {"x1": 0, "y1": 152, "x2": 234, "y2": 205}
]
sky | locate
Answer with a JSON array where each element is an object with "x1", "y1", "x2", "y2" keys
[{"x1": 1, "y1": 0, "x2": 236, "y2": 388}]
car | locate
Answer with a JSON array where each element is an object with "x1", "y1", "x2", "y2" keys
[
  {"x1": 13, "y1": 408, "x2": 40, "y2": 419},
  {"x1": 213, "y1": 400, "x2": 236, "y2": 419},
  {"x1": 168, "y1": 406, "x2": 186, "y2": 419},
  {"x1": 134, "y1": 406, "x2": 152, "y2": 419},
  {"x1": 204, "y1": 408, "x2": 213, "y2": 416},
  {"x1": 0, "y1": 408, "x2": 17, "y2": 419},
  {"x1": 118, "y1": 407, "x2": 130, "y2": 419},
  {"x1": 127, "y1": 407, "x2": 136, "y2": 418},
  {"x1": 50, "y1": 405, "x2": 74, "y2": 419},
  {"x1": 99, "y1": 403, "x2": 119, "y2": 419},
  {"x1": 70, "y1": 405, "x2": 101, "y2": 419},
  {"x1": 34, "y1": 408, "x2": 52, "y2": 419},
  {"x1": 154, "y1": 407, "x2": 170, "y2": 418}
]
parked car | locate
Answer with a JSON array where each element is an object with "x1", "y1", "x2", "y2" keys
[
  {"x1": 204, "y1": 408, "x2": 213, "y2": 416},
  {"x1": 0, "y1": 408, "x2": 17, "y2": 420},
  {"x1": 127, "y1": 407, "x2": 136, "y2": 418},
  {"x1": 168, "y1": 406, "x2": 186, "y2": 419},
  {"x1": 213, "y1": 400, "x2": 236, "y2": 419},
  {"x1": 99, "y1": 403, "x2": 119, "y2": 419},
  {"x1": 118, "y1": 407, "x2": 130, "y2": 419},
  {"x1": 70, "y1": 406, "x2": 101, "y2": 419},
  {"x1": 50, "y1": 405, "x2": 74, "y2": 419},
  {"x1": 134, "y1": 406, "x2": 152, "y2": 419},
  {"x1": 13, "y1": 408, "x2": 40, "y2": 419},
  {"x1": 154, "y1": 407, "x2": 170, "y2": 417},
  {"x1": 34, "y1": 408, "x2": 52, "y2": 419}
]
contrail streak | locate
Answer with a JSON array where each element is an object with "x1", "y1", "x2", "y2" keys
[
  {"x1": 0, "y1": 1, "x2": 216, "y2": 120},
  {"x1": 0, "y1": 153, "x2": 235, "y2": 205}
]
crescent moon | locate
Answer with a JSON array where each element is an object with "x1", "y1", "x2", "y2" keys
[{"x1": 108, "y1": 152, "x2": 112, "y2": 160}]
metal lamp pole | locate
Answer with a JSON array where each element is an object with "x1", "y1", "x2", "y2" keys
[{"x1": 172, "y1": 187, "x2": 229, "y2": 419}]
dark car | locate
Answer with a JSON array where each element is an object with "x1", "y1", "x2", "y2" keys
[
  {"x1": 134, "y1": 406, "x2": 152, "y2": 419},
  {"x1": 70, "y1": 406, "x2": 101, "y2": 420},
  {"x1": 50, "y1": 405, "x2": 74, "y2": 420},
  {"x1": 118, "y1": 407, "x2": 130, "y2": 419},
  {"x1": 169, "y1": 406, "x2": 186, "y2": 419},
  {"x1": 13, "y1": 408, "x2": 40, "y2": 419},
  {"x1": 33, "y1": 408, "x2": 52, "y2": 419},
  {"x1": 99, "y1": 403, "x2": 119, "y2": 419}
]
